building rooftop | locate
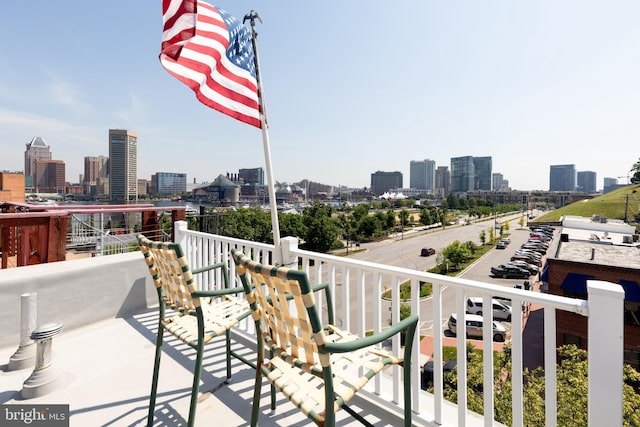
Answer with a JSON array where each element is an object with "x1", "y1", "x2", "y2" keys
[
  {"x1": 556, "y1": 239, "x2": 640, "y2": 268},
  {"x1": 556, "y1": 215, "x2": 640, "y2": 268}
]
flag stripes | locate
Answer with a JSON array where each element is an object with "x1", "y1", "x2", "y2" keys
[{"x1": 160, "y1": 0, "x2": 261, "y2": 128}]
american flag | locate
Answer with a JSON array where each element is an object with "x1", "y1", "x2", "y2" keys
[{"x1": 160, "y1": 0, "x2": 261, "y2": 128}]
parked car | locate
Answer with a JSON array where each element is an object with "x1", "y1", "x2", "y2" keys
[
  {"x1": 529, "y1": 232, "x2": 551, "y2": 241},
  {"x1": 520, "y1": 244, "x2": 546, "y2": 255},
  {"x1": 507, "y1": 260, "x2": 539, "y2": 274},
  {"x1": 527, "y1": 240, "x2": 549, "y2": 248},
  {"x1": 466, "y1": 297, "x2": 512, "y2": 321},
  {"x1": 510, "y1": 256, "x2": 541, "y2": 267},
  {"x1": 421, "y1": 360, "x2": 457, "y2": 390},
  {"x1": 514, "y1": 249, "x2": 542, "y2": 259},
  {"x1": 491, "y1": 264, "x2": 531, "y2": 278},
  {"x1": 448, "y1": 313, "x2": 507, "y2": 342},
  {"x1": 536, "y1": 225, "x2": 555, "y2": 234},
  {"x1": 420, "y1": 247, "x2": 436, "y2": 256},
  {"x1": 532, "y1": 227, "x2": 554, "y2": 236},
  {"x1": 513, "y1": 251, "x2": 542, "y2": 263}
]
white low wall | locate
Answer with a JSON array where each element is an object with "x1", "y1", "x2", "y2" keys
[{"x1": 0, "y1": 252, "x2": 156, "y2": 348}]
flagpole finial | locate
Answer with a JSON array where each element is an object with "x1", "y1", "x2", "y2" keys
[{"x1": 243, "y1": 10, "x2": 262, "y2": 25}]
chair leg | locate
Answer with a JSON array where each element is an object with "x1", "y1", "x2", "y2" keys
[
  {"x1": 187, "y1": 344, "x2": 205, "y2": 427},
  {"x1": 147, "y1": 325, "x2": 164, "y2": 427},
  {"x1": 403, "y1": 360, "x2": 412, "y2": 427},
  {"x1": 251, "y1": 367, "x2": 264, "y2": 427},
  {"x1": 225, "y1": 329, "x2": 232, "y2": 382}
]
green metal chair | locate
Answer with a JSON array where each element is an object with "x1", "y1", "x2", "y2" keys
[
  {"x1": 231, "y1": 248, "x2": 419, "y2": 427},
  {"x1": 137, "y1": 234, "x2": 252, "y2": 427}
]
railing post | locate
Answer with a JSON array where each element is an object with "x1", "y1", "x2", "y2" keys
[
  {"x1": 174, "y1": 220, "x2": 188, "y2": 248},
  {"x1": 587, "y1": 280, "x2": 624, "y2": 427},
  {"x1": 280, "y1": 236, "x2": 299, "y2": 268}
]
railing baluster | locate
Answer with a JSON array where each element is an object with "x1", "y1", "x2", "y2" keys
[
  {"x1": 511, "y1": 296, "x2": 524, "y2": 427},
  {"x1": 482, "y1": 294, "x2": 494, "y2": 427},
  {"x1": 433, "y1": 283, "x2": 443, "y2": 425},
  {"x1": 391, "y1": 275, "x2": 401, "y2": 403},
  {"x1": 456, "y1": 289, "x2": 468, "y2": 427},
  {"x1": 544, "y1": 306, "x2": 557, "y2": 427}
]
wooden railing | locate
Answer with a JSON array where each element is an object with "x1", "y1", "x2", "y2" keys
[{"x1": 0, "y1": 202, "x2": 186, "y2": 268}]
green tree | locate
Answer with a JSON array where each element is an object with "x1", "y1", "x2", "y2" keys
[
  {"x1": 479, "y1": 230, "x2": 487, "y2": 245},
  {"x1": 518, "y1": 214, "x2": 526, "y2": 229},
  {"x1": 386, "y1": 209, "x2": 397, "y2": 230},
  {"x1": 419, "y1": 208, "x2": 433, "y2": 226},
  {"x1": 352, "y1": 203, "x2": 370, "y2": 222},
  {"x1": 302, "y1": 202, "x2": 340, "y2": 253},
  {"x1": 631, "y1": 158, "x2": 640, "y2": 184},
  {"x1": 447, "y1": 193, "x2": 459, "y2": 209},
  {"x1": 441, "y1": 240, "x2": 472, "y2": 270},
  {"x1": 279, "y1": 212, "x2": 306, "y2": 239},
  {"x1": 398, "y1": 209, "x2": 410, "y2": 228},
  {"x1": 219, "y1": 207, "x2": 273, "y2": 243},
  {"x1": 358, "y1": 215, "x2": 382, "y2": 239},
  {"x1": 439, "y1": 206, "x2": 448, "y2": 229}
]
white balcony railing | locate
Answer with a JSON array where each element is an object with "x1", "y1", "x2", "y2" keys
[{"x1": 174, "y1": 221, "x2": 625, "y2": 427}]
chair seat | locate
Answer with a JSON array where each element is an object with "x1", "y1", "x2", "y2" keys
[
  {"x1": 263, "y1": 324, "x2": 403, "y2": 423},
  {"x1": 163, "y1": 295, "x2": 249, "y2": 347}
]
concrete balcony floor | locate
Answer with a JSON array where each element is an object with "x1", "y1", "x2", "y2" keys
[{"x1": 0, "y1": 308, "x2": 415, "y2": 426}]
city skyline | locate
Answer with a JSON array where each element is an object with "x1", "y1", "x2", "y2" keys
[
  {"x1": 11, "y1": 134, "x2": 626, "y2": 195},
  {"x1": 1, "y1": 1, "x2": 639, "y2": 190}
]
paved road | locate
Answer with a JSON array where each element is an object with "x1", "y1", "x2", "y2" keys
[{"x1": 347, "y1": 213, "x2": 537, "y2": 338}]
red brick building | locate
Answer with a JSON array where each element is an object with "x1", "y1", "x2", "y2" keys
[{"x1": 542, "y1": 216, "x2": 640, "y2": 369}]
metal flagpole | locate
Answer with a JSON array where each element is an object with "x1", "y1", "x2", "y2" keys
[{"x1": 244, "y1": 11, "x2": 283, "y2": 265}]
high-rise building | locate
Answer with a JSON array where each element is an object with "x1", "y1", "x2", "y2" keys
[
  {"x1": 450, "y1": 155, "x2": 493, "y2": 193},
  {"x1": 24, "y1": 137, "x2": 51, "y2": 189},
  {"x1": 435, "y1": 166, "x2": 450, "y2": 198},
  {"x1": 492, "y1": 173, "x2": 509, "y2": 191},
  {"x1": 151, "y1": 172, "x2": 187, "y2": 196},
  {"x1": 473, "y1": 156, "x2": 492, "y2": 190},
  {"x1": 409, "y1": 159, "x2": 436, "y2": 191},
  {"x1": 549, "y1": 164, "x2": 576, "y2": 191},
  {"x1": 492, "y1": 173, "x2": 504, "y2": 191},
  {"x1": 34, "y1": 160, "x2": 65, "y2": 193},
  {"x1": 84, "y1": 155, "x2": 109, "y2": 195},
  {"x1": 577, "y1": 171, "x2": 597, "y2": 193},
  {"x1": 108, "y1": 129, "x2": 138, "y2": 202},
  {"x1": 239, "y1": 167, "x2": 264, "y2": 185},
  {"x1": 370, "y1": 171, "x2": 402, "y2": 195},
  {"x1": 450, "y1": 156, "x2": 475, "y2": 193}
]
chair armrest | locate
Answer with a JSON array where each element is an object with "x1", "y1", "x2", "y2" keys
[
  {"x1": 192, "y1": 261, "x2": 231, "y2": 289},
  {"x1": 192, "y1": 261, "x2": 226, "y2": 275},
  {"x1": 192, "y1": 286, "x2": 245, "y2": 298},
  {"x1": 311, "y1": 282, "x2": 334, "y2": 325},
  {"x1": 323, "y1": 314, "x2": 418, "y2": 354}
]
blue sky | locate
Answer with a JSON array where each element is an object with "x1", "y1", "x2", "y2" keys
[{"x1": 1, "y1": 1, "x2": 639, "y2": 191}]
